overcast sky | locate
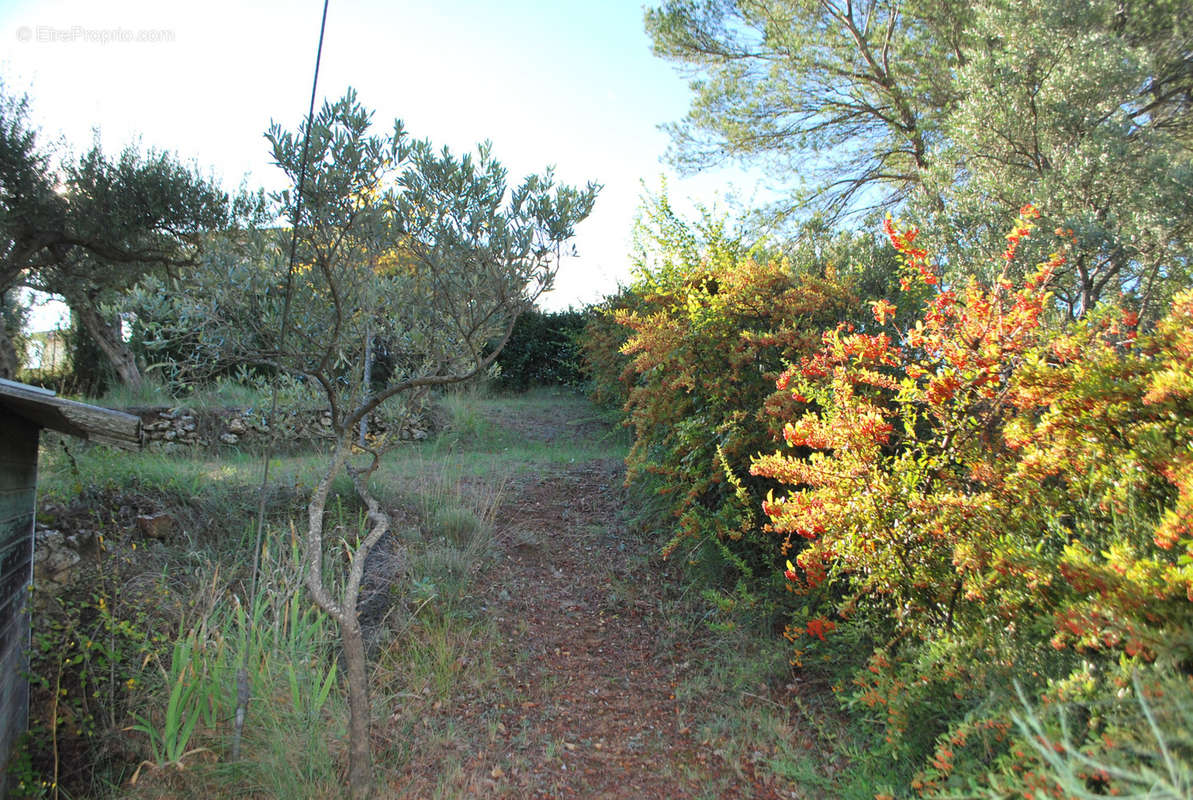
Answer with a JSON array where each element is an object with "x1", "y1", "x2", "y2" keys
[{"x1": 1, "y1": 0, "x2": 764, "y2": 325}]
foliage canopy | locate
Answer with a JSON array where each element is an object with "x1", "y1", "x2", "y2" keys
[
  {"x1": 647, "y1": 0, "x2": 1193, "y2": 317},
  {"x1": 135, "y1": 89, "x2": 599, "y2": 797},
  {"x1": 0, "y1": 82, "x2": 238, "y2": 384}
]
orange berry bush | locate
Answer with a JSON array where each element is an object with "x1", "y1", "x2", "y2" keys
[
  {"x1": 581, "y1": 196, "x2": 887, "y2": 616},
  {"x1": 752, "y1": 208, "x2": 1193, "y2": 795}
]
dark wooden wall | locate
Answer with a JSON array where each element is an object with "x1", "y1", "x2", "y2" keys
[{"x1": 0, "y1": 411, "x2": 37, "y2": 791}]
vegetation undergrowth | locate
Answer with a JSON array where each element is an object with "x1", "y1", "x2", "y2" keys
[
  {"x1": 618, "y1": 470, "x2": 895, "y2": 798},
  {"x1": 586, "y1": 200, "x2": 1193, "y2": 798},
  {"x1": 88, "y1": 375, "x2": 293, "y2": 412},
  {"x1": 17, "y1": 386, "x2": 560, "y2": 799}
]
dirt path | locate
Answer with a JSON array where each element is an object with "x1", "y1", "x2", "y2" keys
[{"x1": 386, "y1": 401, "x2": 785, "y2": 798}]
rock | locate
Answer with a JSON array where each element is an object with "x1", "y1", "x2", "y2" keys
[
  {"x1": 135, "y1": 404, "x2": 435, "y2": 449},
  {"x1": 33, "y1": 530, "x2": 82, "y2": 590},
  {"x1": 65, "y1": 530, "x2": 99, "y2": 557},
  {"x1": 33, "y1": 528, "x2": 61, "y2": 551},
  {"x1": 136, "y1": 513, "x2": 174, "y2": 541}
]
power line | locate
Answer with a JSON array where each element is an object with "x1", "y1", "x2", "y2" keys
[{"x1": 234, "y1": 0, "x2": 331, "y2": 761}]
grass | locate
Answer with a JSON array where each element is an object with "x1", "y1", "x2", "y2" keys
[
  {"x1": 27, "y1": 382, "x2": 883, "y2": 799},
  {"x1": 658, "y1": 616, "x2": 889, "y2": 800},
  {"x1": 87, "y1": 375, "x2": 325, "y2": 412},
  {"x1": 432, "y1": 384, "x2": 629, "y2": 459},
  {"x1": 27, "y1": 383, "x2": 565, "y2": 799},
  {"x1": 376, "y1": 612, "x2": 498, "y2": 702},
  {"x1": 41, "y1": 384, "x2": 621, "y2": 499},
  {"x1": 90, "y1": 378, "x2": 177, "y2": 409}
]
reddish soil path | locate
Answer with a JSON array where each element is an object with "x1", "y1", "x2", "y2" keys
[
  {"x1": 385, "y1": 401, "x2": 787, "y2": 798},
  {"x1": 486, "y1": 460, "x2": 698, "y2": 797},
  {"x1": 472, "y1": 460, "x2": 781, "y2": 798}
]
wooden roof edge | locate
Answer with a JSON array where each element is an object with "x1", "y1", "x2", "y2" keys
[{"x1": 0, "y1": 378, "x2": 142, "y2": 450}]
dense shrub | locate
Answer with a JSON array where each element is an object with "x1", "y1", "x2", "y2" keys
[
  {"x1": 583, "y1": 194, "x2": 901, "y2": 618},
  {"x1": 753, "y1": 207, "x2": 1193, "y2": 796},
  {"x1": 491, "y1": 307, "x2": 588, "y2": 390},
  {"x1": 578, "y1": 285, "x2": 638, "y2": 409},
  {"x1": 584, "y1": 194, "x2": 1193, "y2": 793},
  {"x1": 617, "y1": 253, "x2": 856, "y2": 594}
]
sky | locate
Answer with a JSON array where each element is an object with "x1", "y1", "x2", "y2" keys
[{"x1": 0, "y1": 0, "x2": 763, "y2": 327}]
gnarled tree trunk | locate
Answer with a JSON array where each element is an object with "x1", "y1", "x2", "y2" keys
[
  {"x1": 302, "y1": 434, "x2": 395, "y2": 800},
  {"x1": 0, "y1": 325, "x2": 18, "y2": 380},
  {"x1": 341, "y1": 616, "x2": 372, "y2": 796},
  {"x1": 69, "y1": 297, "x2": 142, "y2": 389},
  {"x1": 0, "y1": 289, "x2": 24, "y2": 379}
]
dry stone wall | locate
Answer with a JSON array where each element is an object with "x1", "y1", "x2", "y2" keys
[{"x1": 132, "y1": 406, "x2": 433, "y2": 451}]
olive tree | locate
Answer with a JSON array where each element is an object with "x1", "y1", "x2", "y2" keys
[
  {"x1": 0, "y1": 83, "x2": 237, "y2": 384},
  {"x1": 140, "y1": 89, "x2": 597, "y2": 796}
]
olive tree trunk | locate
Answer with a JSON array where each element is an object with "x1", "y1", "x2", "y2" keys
[
  {"x1": 302, "y1": 432, "x2": 396, "y2": 799},
  {"x1": 70, "y1": 299, "x2": 143, "y2": 388},
  {"x1": 0, "y1": 324, "x2": 19, "y2": 379}
]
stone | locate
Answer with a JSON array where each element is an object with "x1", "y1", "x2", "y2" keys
[
  {"x1": 33, "y1": 529, "x2": 81, "y2": 586},
  {"x1": 133, "y1": 403, "x2": 436, "y2": 450},
  {"x1": 136, "y1": 513, "x2": 174, "y2": 541}
]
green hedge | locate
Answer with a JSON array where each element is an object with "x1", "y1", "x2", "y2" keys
[{"x1": 492, "y1": 308, "x2": 589, "y2": 391}]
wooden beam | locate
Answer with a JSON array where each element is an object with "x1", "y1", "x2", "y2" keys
[{"x1": 0, "y1": 379, "x2": 141, "y2": 450}]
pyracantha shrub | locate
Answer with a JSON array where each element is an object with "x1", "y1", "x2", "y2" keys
[
  {"x1": 599, "y1": 194, "x2": 863, "y2": 610},
  {"x1": 754, "y1": 207, "x2": 1193, "y2": 794}
]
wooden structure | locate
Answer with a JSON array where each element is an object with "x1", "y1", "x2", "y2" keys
[{"x1": 0, "y1": 379, "x2": 140, "y2": 792}]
